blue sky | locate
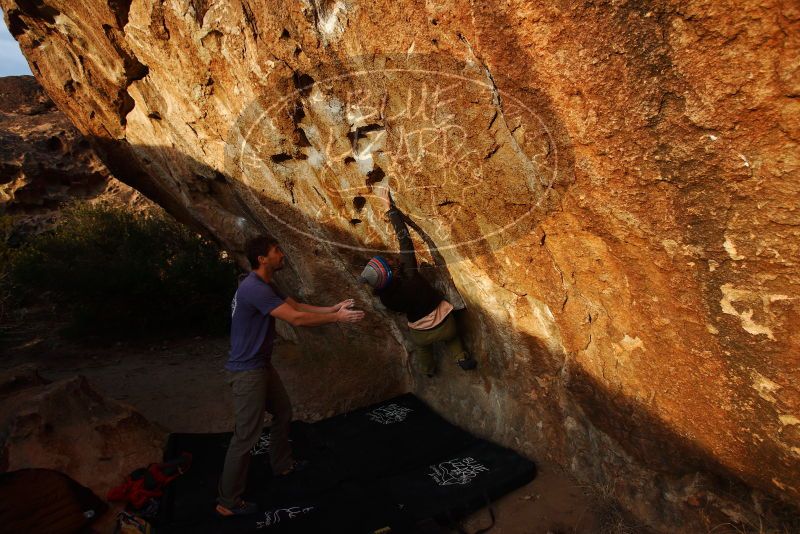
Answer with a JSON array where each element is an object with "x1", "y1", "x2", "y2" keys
[{"x1": 1, "y1": 9, "x2": 32, "y2": 76}]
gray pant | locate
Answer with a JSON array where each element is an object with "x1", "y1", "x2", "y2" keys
[{"x1": 218, "y1": 365, "x2": 293, "y2": 508}]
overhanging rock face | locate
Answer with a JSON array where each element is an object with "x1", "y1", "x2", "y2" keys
[{"x1": 3, "y1": 1, "x2": 798, "y2": 530}]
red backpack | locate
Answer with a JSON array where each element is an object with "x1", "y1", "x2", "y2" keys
[{"x1": 107, "y1": 453, "x2": 192, "y2": 509}]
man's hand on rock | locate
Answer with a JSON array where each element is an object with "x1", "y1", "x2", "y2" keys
[
  {"x1": 336, "y1": 306, "x2": 365, "y2": 323},
  {"x1": 333, "y1": 298, "x2": 355, "y2": 311}
]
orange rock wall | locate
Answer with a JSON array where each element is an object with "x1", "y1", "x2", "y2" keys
[{"x1": 3, "y1": 1, "x2": 798, "y2": 530}]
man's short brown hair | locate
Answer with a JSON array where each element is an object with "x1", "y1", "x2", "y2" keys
[{"x1": 245, "y1": 235, "x2": 280, "y2": 269}]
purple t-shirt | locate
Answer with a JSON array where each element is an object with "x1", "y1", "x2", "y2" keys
[{"x1": 226, "y1": 272, "x2": 286, "y2": 371}]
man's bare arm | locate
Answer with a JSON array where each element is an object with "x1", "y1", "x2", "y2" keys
[
  {"x1": 285, "y1": 297, "x2": 355, "y2": 314},
  {"x1": 270, "y1": 302, "x2": 364, "y2": 327}
]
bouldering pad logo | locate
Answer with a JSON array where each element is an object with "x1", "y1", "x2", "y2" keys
[
  {"x1": 255, "y1": 505, "x2": 315, "y2": 529},
  {"x1": 367, "y1": 403, "x2": 413, "y2": 424},
  {"x1": 428, "y1": 456, "x2": 489, "y2": 486},
  {"x1": 250, "y1": 432, "x2": 271, "y2": 456},
  {"x1": 225, "y1": 53, "x2": 564, "y2": 258}
]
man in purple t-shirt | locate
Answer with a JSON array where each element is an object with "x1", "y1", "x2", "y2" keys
[{"x1": 216, "y1": 235, "x2": 365, "y2": 517}]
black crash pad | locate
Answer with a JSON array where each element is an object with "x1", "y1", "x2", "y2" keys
[{"x1": 157, "y1": 394, "x2": 536, "y2": 533}]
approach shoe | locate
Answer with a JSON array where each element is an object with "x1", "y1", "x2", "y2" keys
[
  {"x1": 215, "y1": 500, "x2": 258, "y2": 517},
  {"x1": 457, "y1": 357, "x2": 477, "y2": 371}
]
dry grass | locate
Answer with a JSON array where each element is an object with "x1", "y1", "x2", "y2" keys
[{"x1": 577, "y1": 479, "x2": 649, "y2": 534}]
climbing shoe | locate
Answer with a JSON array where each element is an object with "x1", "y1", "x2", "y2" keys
[
  {"x1": 215, "y1": 500, "x2": 258, "y2": 517},
  {"x1": 457, "y1": 357, "x2": 477, "y2": 371}
]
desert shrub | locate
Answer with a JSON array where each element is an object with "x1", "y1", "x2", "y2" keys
[
  {"x1": 0, "y1": 215, "x2": 14, "y2": 334},
  {"x1": 4, "y1": 204, "x2": 239, "y2": 341}
]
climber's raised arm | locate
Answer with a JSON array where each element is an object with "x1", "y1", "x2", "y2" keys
[{"x1": 376, "y1": 185, "x2": 417, "y2": 270}]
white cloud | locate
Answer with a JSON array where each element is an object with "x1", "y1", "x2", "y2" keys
[{"x1": 1, "y1": 9, "x2": 33, "y2": 76}]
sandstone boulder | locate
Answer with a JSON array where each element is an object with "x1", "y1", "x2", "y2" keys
[
  {"x1": 0, "y1": 365, "x2": 166, "y2": 498},
  {"x1": 2, "y1": 1, "x2": 798, "y2": 531}
]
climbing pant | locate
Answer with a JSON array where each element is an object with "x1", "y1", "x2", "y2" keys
[
  {"x1": 218, "y1": 365, "x2": 293, "y2": 508},
  {"x1": 407, "y1": 313, "x2": 467, "y2": 375}
]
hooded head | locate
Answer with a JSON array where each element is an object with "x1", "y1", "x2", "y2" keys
[{"x1": 358, "y1": 256, "x2": 393, "y2": 291}]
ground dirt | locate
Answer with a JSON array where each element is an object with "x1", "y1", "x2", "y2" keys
[{"x1": 1, "y1": 324, "x2": 622, "y2": 534}]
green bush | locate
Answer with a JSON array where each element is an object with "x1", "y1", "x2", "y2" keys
[
  {"x1": 0, "y1": 215, "x2": 14, "y2": 333},
  {"x1": 3, "y1": 204, "x2": 239, "y2": 341}
]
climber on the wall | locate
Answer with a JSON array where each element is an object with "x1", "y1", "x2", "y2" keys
[
  {"x1": 216, "y1": 236, "x2": 365, "y2": 517},
  {"x1": 358, "y1": 185, "x2": 477, "y2": 377}
]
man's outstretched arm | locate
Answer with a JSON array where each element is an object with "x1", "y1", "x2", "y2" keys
[
  {"x1": 284, "y1": 297, "x2": 355, "y2": 314},
  {"x1": 270, "y1": 302, "x2": 364, "y2": 327}
]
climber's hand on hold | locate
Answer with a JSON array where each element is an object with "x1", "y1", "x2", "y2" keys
[{"x1": 375, "y1": 184, "x2": 393, "y2": 211}]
